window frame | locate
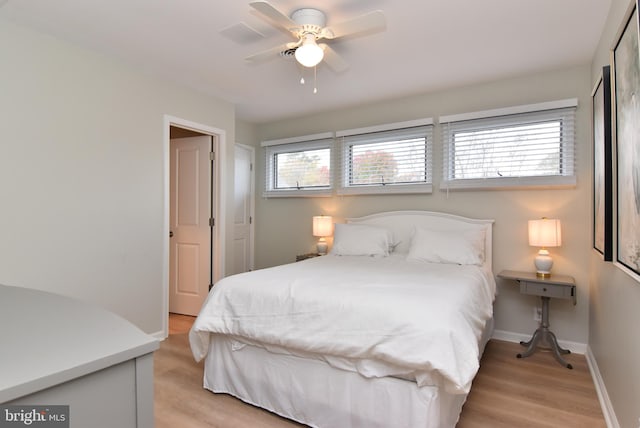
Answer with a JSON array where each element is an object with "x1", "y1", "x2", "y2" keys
[
  {"x1": 439, "y1": 99, "x2": 578, "y2": 191},
  {"x1": 262, "y1": 132, "x2": 334, "y2": 198},
  {"x1": 336, "y1": 119, "x2": 434, "y2": 195}
]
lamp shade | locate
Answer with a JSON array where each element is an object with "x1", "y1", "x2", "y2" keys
[
  {"x1": 528, "y1": 218, "x2": 562, "y2": 248},
  {"x1": 295, "y1": 34, "x2": 324, "y2": 68},
  {"x1": 313, "y1": 215, "x2": 333, "y2": 237}
]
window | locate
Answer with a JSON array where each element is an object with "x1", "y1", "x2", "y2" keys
[
  {"x1": 336, "y1": 119, "x2": 433, "y2": 195},
  {"x1": 263, "y1": 132, "x2": 333, "y2": 197},
  {"x1": 440, "y1": 99, "x2": 577, "y2": 190}
]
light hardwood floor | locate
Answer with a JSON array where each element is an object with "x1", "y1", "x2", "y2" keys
[{"x1": 155, "y1": 314, "x2": 605, "y2": 428}]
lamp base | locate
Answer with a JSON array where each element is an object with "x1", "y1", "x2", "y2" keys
[
  {"x1": 534, "y1": 249, "x2": 553, "y2": 278},
  {"x1": 316, "y1": 239, "x2": 328, "y2": 255}
]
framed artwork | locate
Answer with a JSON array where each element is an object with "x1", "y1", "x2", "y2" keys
[
  {"x1": 611, "y1": 0, "x2": 640, "y2": 277},
  {"x1": 592, "y1": 66, "x2": 613, "y2": 261}
]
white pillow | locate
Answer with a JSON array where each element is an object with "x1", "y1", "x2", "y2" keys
[
  {"x1": 406, "y1": 226, "x2": 485, "y2": 265},
  {"x1": 330, "y1": 223, "x2": 393, "y2": 257}
]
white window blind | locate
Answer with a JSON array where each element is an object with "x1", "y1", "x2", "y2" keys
[
  {"x1": 263, "y1": 133, "x2": 333, "y2": 197},
  {"x1": 441, "y1": 100, "x2": 577, "y2": 190},
  {"x1": 337, "y1": 119, "x2": 433, "y2": 195}
]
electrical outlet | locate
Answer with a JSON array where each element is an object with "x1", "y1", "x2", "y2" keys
[{"x1": 533, "y1": 307, "x2": 542, "y2": 322}]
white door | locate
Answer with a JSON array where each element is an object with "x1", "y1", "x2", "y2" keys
[
  {"x1": 169, "y1": 136, "x2": 212, "y2": 315},
  {"x1": 232, "y1": 144, "x2": 255, "y2": 274}
]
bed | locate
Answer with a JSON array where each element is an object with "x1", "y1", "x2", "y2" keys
[{"x1": 189, "y1": 210, "x2": 496, "y2": 428}]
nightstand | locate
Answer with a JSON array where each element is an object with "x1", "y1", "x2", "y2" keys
[
  {"x1": 497, "y1": 270, "x2": 576, "y2": 369},
  {"x1": 296, "y1": 253, "x2": 320, "y2": 262}
]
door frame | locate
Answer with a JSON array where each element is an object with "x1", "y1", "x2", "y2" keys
[{"x1": 162, "y1": 115, "x2": 226, "y2": 338}]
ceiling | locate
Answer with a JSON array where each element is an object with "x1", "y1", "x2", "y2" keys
[{"x1": 0, "y1": 0, "x2": 610, "y2": 124}]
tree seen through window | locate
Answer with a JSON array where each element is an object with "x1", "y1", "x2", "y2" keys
[{"x1": 275, "y1": 149, "x2": 330, "y2": 189}]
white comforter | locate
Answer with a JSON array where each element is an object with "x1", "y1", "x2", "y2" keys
[{"x1": 189, "y1": 254, "x2": 496, "y2": 394}]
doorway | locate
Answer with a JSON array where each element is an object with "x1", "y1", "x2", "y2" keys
[{"x1": 162, "y1": 116, "x2": 226, "y2": 338}]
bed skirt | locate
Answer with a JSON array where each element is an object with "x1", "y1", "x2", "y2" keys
[{"x1": 202, "y1": 317, "x2": 493, "y2": 428}]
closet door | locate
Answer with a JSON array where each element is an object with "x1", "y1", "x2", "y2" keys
[{"x1": 232, "y1": 144, "x2": 255, "y2": 274}]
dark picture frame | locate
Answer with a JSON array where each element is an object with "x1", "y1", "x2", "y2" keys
[
  {"x1": 592, "y1": 66, "x2": 613, "y2": 261},
  {"x1": 611, "y1": 0, "x2": 640, "y2": 277}
]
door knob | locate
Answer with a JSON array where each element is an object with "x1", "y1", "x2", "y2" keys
[{"x1": 169, "y1": 231, "x2": 174, "y2": 238}]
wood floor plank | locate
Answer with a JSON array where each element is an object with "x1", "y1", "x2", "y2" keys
[
  {"x1": 168, "y1": 313, "x2": 197, "y2": 335},
  {"x1": 457, "y1": 340, "x2": 605, "y2": 428},
  {"x1": 156, "y1": 314, "x2": 605, "y2": 427}
]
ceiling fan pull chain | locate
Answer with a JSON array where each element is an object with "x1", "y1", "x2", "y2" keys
[
  {"x1": 313, "y1": 66, "x2": 318, "y2": 94},
  {"x1": 297, "y1": 61, "x2": 305, "y2": 85}
]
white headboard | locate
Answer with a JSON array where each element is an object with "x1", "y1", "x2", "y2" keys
[{"x1": 347, "y1": 210, "x2": 495, "y2": 270}]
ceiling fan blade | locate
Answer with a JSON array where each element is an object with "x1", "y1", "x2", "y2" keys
[
  {"x1": 245, "y1": 43, "x2": 294, "y2": 63},
  {"x1": 321, "y1": 10, "x2": 386, "y2": 39},
  {"x1": 320, "y1": 44, "x2": 349, "y2": 73},
  {"x1": 249, "y1": 1, "x2": 297, "y2": 31}
]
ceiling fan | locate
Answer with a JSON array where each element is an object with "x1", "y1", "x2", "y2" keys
[{"x1": 245, "y1": 1, "x2": 386, "y2": 73}]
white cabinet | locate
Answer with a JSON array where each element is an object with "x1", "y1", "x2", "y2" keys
[{"x1": 0, "y1": 285, "x2": 159, "y2": 427}]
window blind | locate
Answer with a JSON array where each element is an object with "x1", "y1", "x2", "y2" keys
[
  {"x1": 337, "y1": 122, "x2": 433, "y2": 195},
  {"x1": 441, "y1": 104, "x2": 577, "y2": 190},
  {"x1": 263, "y1": 136, "x2": 333, "y2": 197}
]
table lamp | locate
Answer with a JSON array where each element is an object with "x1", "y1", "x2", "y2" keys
[
  {"x1": 312, "y1": 215, "x2": 333, "y2": 255},
  {"x1": 528, "y1": 218, "x2": 562, "y2": 278}
]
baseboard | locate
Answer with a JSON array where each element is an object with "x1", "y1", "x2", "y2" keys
[
  {"x1": 491, "y1": 329, "x2": 587, "y2": 354},
  {"x1": 150, "y1": 330, "x2": 168, "y2": 341},
  {"x1": 586, "y1": 346, "x2": 620, "y2": 428}
]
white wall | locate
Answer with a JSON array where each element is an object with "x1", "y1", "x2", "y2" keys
[
  {"x1": 254, "y1": 65, "x2": 592, "y2": 347},
  {"x1": 589, "y1": 0, "x2": 640, "y2": 427},
  {"x1": 236, "y1": 119, "x2": 259, "y2": 148},
  {"x1": 0, "y1": 20, "x2": 235, "y2": 335}
]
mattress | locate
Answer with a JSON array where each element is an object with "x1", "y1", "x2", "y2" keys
[{"x1": 190, "y1": 254, "x2": 496, "y2": 394}]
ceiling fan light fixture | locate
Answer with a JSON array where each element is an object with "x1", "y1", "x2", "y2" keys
[{"x1": 295, "y1": 34, "x2": 324, "y2": 67}]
